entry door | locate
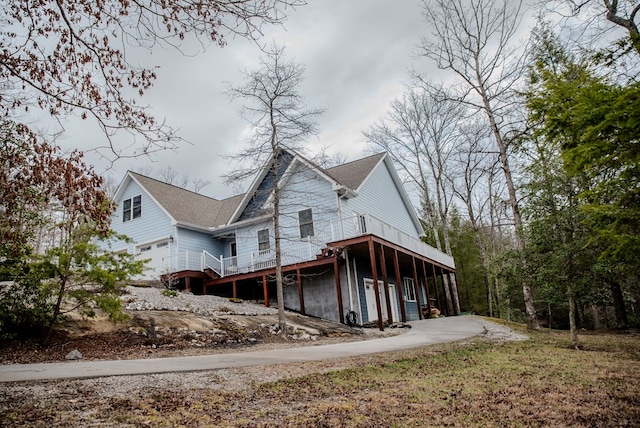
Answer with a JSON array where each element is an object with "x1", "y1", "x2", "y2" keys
[
  {"x1": 388, "y1": 283, "x2": 399, "y2": 322},
  {"x1": 364, "y1": 279, "x2": 400, "y2": 323}
]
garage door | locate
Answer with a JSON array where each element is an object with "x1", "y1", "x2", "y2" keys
[{"x1": 136, "y1": 240, "x2": 170, "y2": 280}]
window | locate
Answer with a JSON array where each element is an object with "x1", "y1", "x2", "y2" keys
[
  {"x1": 403, "y1": 277, "x2": 417, "y2": 301},
  {"x1": 156, "y1": 242, "x2": 169, "y2": 249},
  {"x1": 298, "y1": 208, "x2": 314, "y2": 239},
  {"x1": 138, "y1": 245, "x2": 152, "y2": 253},
  {"x1": 123, "y1": 195, "x2": 142, "y2": 222},
  {"x1": 258, "y1": 229, "x2": 270, "y2": 251}
]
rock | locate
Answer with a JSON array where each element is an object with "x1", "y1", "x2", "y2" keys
[{"x1": 65, "y1": 350, "x2": 83, "y2": 360}]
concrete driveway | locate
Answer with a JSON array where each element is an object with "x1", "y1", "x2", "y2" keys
[{"x1": 0, "y1": 316, "x2": 486, "y2": 383}]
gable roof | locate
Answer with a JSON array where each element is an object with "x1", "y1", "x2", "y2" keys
[
  {"x1": 119, "y1": 172, "x2": 243, "y2": 229},
  {"x1": 114, "y1": 150, "x2": 417, "y2": 233},
  {"x1": 325, "y1": 152, "x2": 386, "y2": 191}
]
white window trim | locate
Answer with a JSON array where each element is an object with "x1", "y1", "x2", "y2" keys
[
  {"x1": 123, "y1": 194, "x2": 142, "y2": 222},
  {"x1": 403, "y1": 277, "x2": 417, "y2": 302},
  {"x1": 298, "y1": 208, "x2": 314, "y2": 239}
]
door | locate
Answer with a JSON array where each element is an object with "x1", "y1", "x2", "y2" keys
[
  {"x1": 388, "y1": 283, "x2": 399, "y2": 323},
  {"x1": 364, "y1": 278, "x2": 400, "y2": 323}
]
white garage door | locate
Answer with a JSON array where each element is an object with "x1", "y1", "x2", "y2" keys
[{"x1": 136, "y1": 240, "x2": 170, "y2": 280}]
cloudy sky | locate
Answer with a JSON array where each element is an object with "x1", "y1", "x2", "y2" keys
[{"x1": 45, "y1": 0, "x2": 446, "y2": 199}]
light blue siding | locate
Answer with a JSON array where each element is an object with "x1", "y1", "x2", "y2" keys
[
  {"x1": 233, "y1": 219, "x2": 273, "y2": 256},
  {"x1": 343, "y1": 160, "x2": 420, "y2": 238},
  {"x1": 176, "y1": 227, "x2": 221, "y2": 255},
  {"x1": 278, "y1": 163, "x2": 339, "y2": 246},
  {"x1": 111, "y1": 179, "x2": 173, "y2": 251},
  {"x1": 225, "y1": 161, "x2": 340, "y2": 262}
]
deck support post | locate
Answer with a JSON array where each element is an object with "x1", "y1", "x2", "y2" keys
[
  {"x1": 437, "y1": 265, "x2": 449, "y2": 316},
  {"x1": 412, "y1": 257, "x2": 423, "y2": 320},
  {"x1": 262, "y1": 275, "x2": 269, "y2": 307},
  {"x1": 368, "y1": 239, "x2": 384, "y2": 331},
  {"x1": 421, "y1": 260, "x2": 432, "y2": 319},
  {"x1": 378, "y1": 244, "x2": 393, "y2": 324},
  {"x1": 431, "y1": 263, "x2": 441, "y2": 315},
  {"x1": 334, "y1": 257, "x2": 344, "y2": 324},
  {"x1": 297, "y1": 268, "x2": 305, "y2": 315},
  {"x1": 393, "y1": 250, "x2": 407, "y2": 323},
  {"x1": 232, "y1": 280, "x2": 237, "y2": 299},
  {"x1": 184, "y1": 276, "x2": 191, "y2": 294}
]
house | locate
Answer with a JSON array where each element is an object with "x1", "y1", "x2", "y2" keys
[{"x1": 108, "y1": 150, "x2": 458, "y2": 329}]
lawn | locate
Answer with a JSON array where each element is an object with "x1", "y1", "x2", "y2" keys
[{"x1": 2, "y1": 322, "x2": 639, "y2": 427}]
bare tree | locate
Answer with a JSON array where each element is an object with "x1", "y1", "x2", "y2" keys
[
  {"x1": 0, "y1": 0, "x2": 306, "y2": 162},
  {"x1": 157, "y1": 166, "x2": 189, "y2": 189},
  {"x1": 364, "y1": 84, "x2": 462, "y2": 315},
  {"x1": 130, "y1": 165, "x2": 211, "y2": 194},
  {"x1": 419, "y1": 0, "x2": 539, "y2": 328},
  {"x1": 546, "y1": 0, "x2": 640, "y2": 57},
  {"x1": 224, "y1": 44, "x2": 323, "y2": 331},
  {"x1": 448, "y1": 120, "x2": 499, "y2": 316},
  {"x1": 192, "y1": 178, "x2": 213, "y2": 194}
]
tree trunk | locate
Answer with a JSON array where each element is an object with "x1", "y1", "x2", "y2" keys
[
  {"x1": 591, "y1": 304, "x2": 601, "y2": 330},
  {"x1": 481, "y1": 91, "x2": 539, "y2": 329},
  {"x1": 568, "y1": 289, "x2": 582, "y2": 350},
  {"x1": 43, "y1": 276, "x2": 67, "y2": 346},
  {"x1": 609, "y1": 280, "x2": 628, "y2": 329},
  {"x1": 442, "y1": 228, "x2": 461, "y2": 315}
]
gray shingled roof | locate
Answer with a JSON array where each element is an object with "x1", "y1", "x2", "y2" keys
[
  {"x1": 129, "y1": 172, "x2": 243, "y2": 229},
  {"x1": 128, "y1": 152, "x2": 384, "y2": 228},
  {"x1": 325, "y1": 152, "x2": 385, "y2": 191}
]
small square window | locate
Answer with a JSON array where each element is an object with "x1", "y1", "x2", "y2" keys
[
  {"x1": 298, "y1": 208, "x2": 314, "y2": 239},
  {"x1": 123, "y1": 195, "x2": 142, "y2": 222},
  {"x1": 258, "y1": 229, "x2": 270, "y2": 251}
]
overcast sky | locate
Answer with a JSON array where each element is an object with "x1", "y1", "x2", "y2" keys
[{"x1": 44, "y1": 0, "x2": 445, "y2": 199}]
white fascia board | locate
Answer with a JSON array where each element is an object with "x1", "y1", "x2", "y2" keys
[
  {"x1": 209, "y1": 213, "x2": 272, "y2": 235},
  {"x1": 382, "y1": 156, "x2": 425, "y2": 235},
  {"x1": 227, "y1": 155, "x2": 275, "y2": 224}
]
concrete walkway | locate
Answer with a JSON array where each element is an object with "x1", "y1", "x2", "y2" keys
[{"x1": 0, "y1": 316, "x2": 486, "y2": 383}]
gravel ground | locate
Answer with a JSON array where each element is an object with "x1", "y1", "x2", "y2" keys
[{"x1": 122, "y1": 286, "x2": 280, "y2": 316}]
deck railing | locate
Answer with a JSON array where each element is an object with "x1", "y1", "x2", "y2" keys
[
  {"x1": 330, "y1": 214, "x2": 455, "y2": 268},
  {"x1": 169, "y1": 214, "x2": 454, "y2": 278}
]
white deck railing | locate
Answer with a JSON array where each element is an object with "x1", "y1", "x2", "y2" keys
[
  {"x1": 330, "y1": 214, "x2": 455, "y2": 268},
  {"x1": 168, "y1": 214, "x2": 454, "y2": 278}
]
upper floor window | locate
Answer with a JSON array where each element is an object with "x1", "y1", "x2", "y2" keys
[
  {"x1": 298, "y1": 208, "x2": 314, "y2": 239},
  {"x1": 258, "y1": 229, "x2": 270, "y2": 251},
  {"x1": 403, "y1": 277, "x2": 417, "y2": 302},
  {"x1": 123, "y1": 195, "x2": 142, "y2": 222}
]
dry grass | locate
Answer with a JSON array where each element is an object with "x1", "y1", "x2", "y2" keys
[{"x1": 2, "y1": 325, "x2": 639, "y2": 427}]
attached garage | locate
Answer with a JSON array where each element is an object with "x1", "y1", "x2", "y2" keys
[{"x1": 135, "y1": 240, "x2": 170, "y2": 280}]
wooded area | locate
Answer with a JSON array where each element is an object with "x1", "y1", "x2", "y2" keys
[{"x1": 365, "y1": 0, "x2": 639, "y2": 341}]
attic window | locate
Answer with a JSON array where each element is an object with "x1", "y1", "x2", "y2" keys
[
  {"x1": 123, "y1": 195, "x2": 142, "y2": 222},
  {"x1": 298, "y1": 208, "x2": 314, "y2": 239}
]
